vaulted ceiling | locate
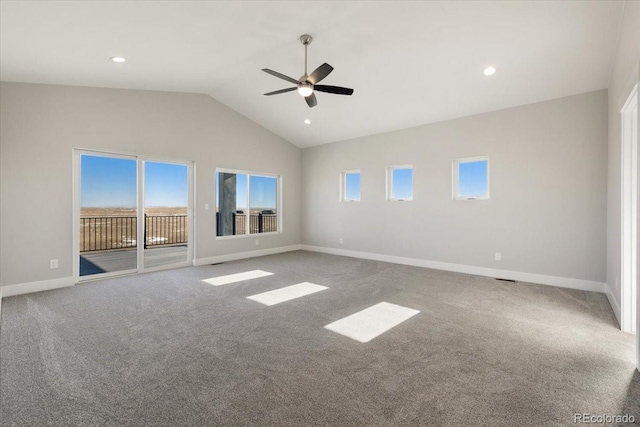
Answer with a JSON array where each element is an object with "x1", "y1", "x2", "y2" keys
[{"x1": 0, "y1": 1, "x2": 624, "y2": 148}]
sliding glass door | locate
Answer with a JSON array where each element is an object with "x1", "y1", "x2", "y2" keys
[
  {"x1": 143, "y1": 161, "x2": 190, "y2": 269},
  {"x1": 79, "y1": 153, "x2": 138, "y2": 277},
  {"x1": 76, "y1": 151, "x2": 193, "y2": 280}
]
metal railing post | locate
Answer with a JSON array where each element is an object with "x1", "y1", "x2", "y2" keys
[
  {"x1": 232, "y1": 212, "x2": 237, "y2": 235},
  {"x1": 144, "y1": 214, "x2": 147, "y2": 249}
]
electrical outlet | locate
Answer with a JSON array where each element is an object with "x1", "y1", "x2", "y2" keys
[
  {"x1": 495, "y1": 252, "x2": 501, "y2": 261},
  {"x1": 255, "y1": 239, "x2": 260, "y2": 246},
  {"x1": 339, "y1": 238, "x2": 343, "y2": 244},
  {"x1": 49, "y1": 259, "x2": 58, "y2": 269}
]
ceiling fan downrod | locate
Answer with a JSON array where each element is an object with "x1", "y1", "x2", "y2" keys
[{"x1": 300, "y1": 34, "x2": 313, "y2": 78}]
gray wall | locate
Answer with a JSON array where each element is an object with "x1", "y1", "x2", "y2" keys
[
  {"x1": 606, "y1": 2, "x2": 640, "y2": 315},
  {"x1": 302, "y1": 90, "x2": 608, "y2": 283},
  {"x1": 0, "y1": 82, "x2": 302, "y2": 287}
]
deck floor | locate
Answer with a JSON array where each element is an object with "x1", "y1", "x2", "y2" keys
[{"x1": 80, "y1": 245, "x2": 188, "y2": 276}]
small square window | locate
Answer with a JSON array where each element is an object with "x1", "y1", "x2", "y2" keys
[
  {"x1": 342, "y1": 170, "x2": 361, "y2": 202},
  {"x1": 453, "y1": 157, "x2": 490, "y2": 200},
  {"x1": 387, "y1": 165, "x2": 413, "y2": 201}
]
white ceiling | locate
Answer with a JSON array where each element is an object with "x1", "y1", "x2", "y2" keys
[{"x1": 0, "y1": 1, "x2": 624, "y2": 148}]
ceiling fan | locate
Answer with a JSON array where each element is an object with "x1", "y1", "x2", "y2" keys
[{"x1": 262, "y1": 34, "x2": 354, "y2": 108}]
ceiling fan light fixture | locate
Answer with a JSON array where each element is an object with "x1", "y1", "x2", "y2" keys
[{"x1": 297, "y1": 83, "x2": 313, "y2": 97}]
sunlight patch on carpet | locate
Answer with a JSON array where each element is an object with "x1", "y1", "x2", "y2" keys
[
  {"x1": 324, "y1": 302, "x2": 419, "y2": 343},
  {"x1": 202, "y1": 270, "x2": 273, "y2": 286},
  {"x1": 247, "y1": 282, "x2": 328, "y2": 306}
]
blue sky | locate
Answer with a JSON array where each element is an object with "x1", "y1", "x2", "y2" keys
[
  {"x1": 250, "y1": 175, "x2": 277, "y2": 209},
  {"x1": 236, "y1": 174, "x2": 248, "y2": 207},
  {"x1": 81, "y1": 155, "x2": 188, "y2": 207},
  {"x1": 82, "y1": 155, "x2": 484, "y2": 208},
  {"x1": 458, "y1": 160, "x2": 488, "y2": 197},
  {"x1": 144, "y1": 161, "x2": 188, "y2": 207},
  {"x1": 345, "y1": 164, "x2": 487, "y2": 201},
  {"x1": 345, "y1": 172, "x2": 361, "y2": 200},
  {"x1": 216, "y1": 173, "x2": 276, "y2": 210},
  {"x1": 391, "y1": 168, "x2": 413, "y2": 199}
]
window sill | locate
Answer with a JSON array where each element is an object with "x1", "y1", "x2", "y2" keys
[
  {"x1": 216, "y1": 231, "x2": 281, "y2": 240},
  {"x1": 453, "y1": 197, "x2": 490, "y2": 201}
]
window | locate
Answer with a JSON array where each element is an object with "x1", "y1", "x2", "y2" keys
[
  {"x1": 453, "y1": 157, "x2": 490, "y2": 200},
  {"x1": 342, "y1": 170, "x2": 361, "y2": 202},
  {"x1": 387, "y1": 165, "x2": 413, "y2": 201},
  {"x1": 249, "y1": 175, "x2": 278, "y2": 234},
  {"x1": 216, "y1": 170, "x2": 279, "y2": 237}
]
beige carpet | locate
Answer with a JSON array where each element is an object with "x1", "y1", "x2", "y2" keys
[{"x1": 1, "y1": 251, "x2": 637, "y2": 426}]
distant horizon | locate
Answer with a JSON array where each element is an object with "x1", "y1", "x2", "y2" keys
[
  {"x1": 81, "y1": 205, "x2": 188, "y2": 209},
  {"x1": 80, "y1": 206, "x2": 278, "y2": 212},
  {"x1": 80, "y1": 206, "x2": 277, "y2": 211}
]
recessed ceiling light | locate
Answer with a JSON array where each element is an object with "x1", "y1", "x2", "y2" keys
[
  {"x1": 304, "y1": 119, "x2": 311, "y2": 124},
  {"x1": 110, "y1": 56, "x2": 126, "y2": 63},
  {"x1": 483, "y1": 66, "x2": 496, "y2": 76}
]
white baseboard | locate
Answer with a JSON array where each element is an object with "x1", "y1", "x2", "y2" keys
[
  {"x1": 605, "y1": 282, "x2": 622, "y2": 328},
  {"x1": 194, "y1": 244, "x2": 302, "y2": 267},
  {"x1": 0, "y1": 244, "x2": 604, "y2": 304},
  {"x1": 0, "y1": 246, "x2": 302, "y2": 300},
  {"x1": 301, "y1": 245, "x2": 606, "y2": 293},
  {"x1": 0, "y1": 276, "x2": 75, "y2": 298}
]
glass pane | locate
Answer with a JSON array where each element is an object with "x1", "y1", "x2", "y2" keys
[
  {"x1": 345, "y1": 172, "x2": 361, "y2": 201},
  {"x1": 391, "y1": 168, "x2": 413, "y2": 200},
  {"x1": 144, "y1": 161, "x2": 189, "y2": 268},
  {"x1": 458, "y1": 160, "x2": 488, "y2": 197},
  {"x1": 216, "y1": 172, "x2": 248, "y2": 236},
  {"x1": 249, "y1": 175, "x2": 278, "y2": 234},
  {"x1": 79, "y1": 154, "x2": 137, "y2": 276}
]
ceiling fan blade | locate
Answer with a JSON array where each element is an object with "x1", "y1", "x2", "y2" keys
[
  {"x1": 262, "y1": 68, "x2": 299, "y2": 85},
  {"x1": 264, "y1": 87, "x2": 297, "y2": 96},
  {"x1": 305, "y1": 93, "x2": 318, "y2": 108},
  {"x1": 307, "y1": 63, "x2": 334, "y2": 84},
  {"x1": 314, "y1": 85, "x2": 354, "y2": 96}
]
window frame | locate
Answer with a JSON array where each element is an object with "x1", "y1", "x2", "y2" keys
[
  {"x1": 341, "y1": 169, "x2": 361, "y2": 202},
  {"x1": 215, "y1": 168, "x2": 282, "y2": 239},
  {"x1": 452, "y1": 156, "x2": 490, "y2": 201},
  {"x1": 386, "y1": 164, "x2": 413, "y2": 201}
]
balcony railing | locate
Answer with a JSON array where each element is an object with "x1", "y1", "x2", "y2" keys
[
  {"x1": 80, "y1": 212, "x2": 276, "y2": 252},
  {"x1": 216, "y1": 212, "x2": 277, "y2": 236},
  {"x1": 80, "y1": 215, "x2": 188, "y2": 252},
  {"x1": 144, "y1": 214, "x2": 188, "y2": 248}
]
